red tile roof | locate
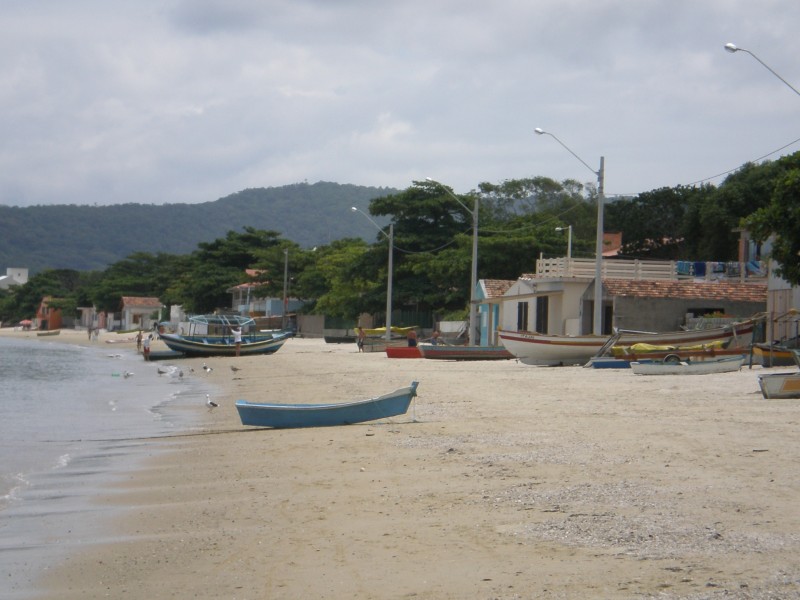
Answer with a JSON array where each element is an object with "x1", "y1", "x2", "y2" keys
[
  {"x1": 482, "y1": 279, "x2": 515, "y2": 298},
  {"x1": 603, "y1": 278, "x2": 766, "y2": 302},
  {"x1": 121, "y1": 296, "x2": 163, "y2": 308}
]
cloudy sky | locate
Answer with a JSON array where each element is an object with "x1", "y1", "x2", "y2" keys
[{"x1": 1, "y1": 0, "x2": 798, "y2": 207}]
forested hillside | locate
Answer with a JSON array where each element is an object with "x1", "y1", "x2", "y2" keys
[{"x1": 0, "y1": 182, "x2": 396, "y2": 273}]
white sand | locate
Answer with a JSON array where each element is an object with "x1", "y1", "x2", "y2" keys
[{"x1": 5, "y1": 329, "x2": 799, "y2": 599}]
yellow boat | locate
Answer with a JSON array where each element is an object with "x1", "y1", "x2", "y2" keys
[
  {"x1": 362, "y1": 325, "x2": 417, "y2": 337},
  {"x1": 611, "y1": 340, "x2": 725, "y2": 357}
]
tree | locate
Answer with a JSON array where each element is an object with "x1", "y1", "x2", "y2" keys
[
  {"x1": 605, "y1": 187, "x2": 695, "y2": 259},
  {"x1": 0, "y1": 269, "x2": 85, "y2": 323},
  {"x1": 171, "y1": 228, "x2": 285, "y2": 313},
  {"x1": 310, "y1": 239, "x2": 373, "y2": 319},
  {"x1": 745, "y1": 153, "x2": 800, "y2": 285},
  {"x1": 88, "y1": 252, "x2": 188, "y2": 313}
]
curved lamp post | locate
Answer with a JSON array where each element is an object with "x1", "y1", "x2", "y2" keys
[
  {"x1": 426, "y1": 177, "x2": 479, "y2": 346},
  {"x1": 535, "y1": 128, "x2": 605, "y2": 336},
  {"x1": 724, "y1": 43, "x2": 800, "y2": 98},
  {"x1": 725, "y1": 42, "x2": 799, "y2": 348},
  {"x1": 352, "y1": 207, "x2": 394, "y2": 342}
]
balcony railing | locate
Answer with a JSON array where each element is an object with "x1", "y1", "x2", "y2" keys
[{"x1": 534, "y1": 257, "x2": 767, "y2": 282}]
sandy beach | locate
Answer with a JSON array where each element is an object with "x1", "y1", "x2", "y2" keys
[{"x1": 4, "y1": 328, "x2": 799, "y2": 599}]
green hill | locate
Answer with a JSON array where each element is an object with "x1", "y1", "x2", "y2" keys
[{"x1": 0, "y1": 182, "x2": 397, "y2": 273}]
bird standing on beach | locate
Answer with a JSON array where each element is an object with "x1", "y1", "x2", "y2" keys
[
  {"x1": 230, "y1": 365, "x2": 242, "y2": 373},
  {"x1": 123, "y1": 371, "x2": 134, "y2": 378},
  {"x1": 202, "y1": 363, "x2": 213, "y2": 374},
  {"x1": 206, "y1": 394, "x2": 218, "y2": 410}
]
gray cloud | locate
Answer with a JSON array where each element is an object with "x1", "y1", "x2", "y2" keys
[{"x1": 0, "y1": 0, "x2": 798, "y2": 207}]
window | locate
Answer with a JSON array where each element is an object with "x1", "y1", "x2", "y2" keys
[
  {"x1": 536, "y1": 296, "x2": 549, "y2": 334},
  {"x1": 517, "y1": 302, "x2": 529, "y2": 331}
]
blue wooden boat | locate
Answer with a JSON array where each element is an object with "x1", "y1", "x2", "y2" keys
[
  {"x1": 159, "y1": 314, "x2": 291, "y2": 357},
  {"x1": 417, "y1": 344, "x2": 514, "y2": 361},
  {"x1": 236, "y1": 381, "x2": 419, "y2": 428},
  {"x1": 588, "y1": 356, "x2": 631, "y2": 369}
]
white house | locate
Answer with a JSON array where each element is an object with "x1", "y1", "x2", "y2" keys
[
  {"x1": 0, "y1": 267, "x2": 28, "y2": 290},
  {"x1": 120, "y1": 296, "x2": 164, "y2": 331},
  {"x1": 489, "y1": 257, "x2": 767, "y2": 338}
]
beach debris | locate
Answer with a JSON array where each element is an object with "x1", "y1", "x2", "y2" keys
[
  {"x1": 206, "y1": 394, "x2": 219, "y2": 410},
  {"x1": 202, "y1": 362, "x2": 213, "y2": 374}
]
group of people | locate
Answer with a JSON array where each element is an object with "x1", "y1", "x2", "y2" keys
[{"x1": 136, "y1": 329, "x2": 152, "y2": 360}]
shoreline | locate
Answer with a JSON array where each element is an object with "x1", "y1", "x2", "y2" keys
[{"x1": 4, "y1": 330, "x2": 799, "y2": 598}]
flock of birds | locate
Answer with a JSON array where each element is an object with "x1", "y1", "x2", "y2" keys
[{"x1": 110, "y1": 354, "x2": 244, "y2": 413}]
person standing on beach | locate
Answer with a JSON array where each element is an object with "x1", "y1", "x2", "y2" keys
[
  {"x1": 136, "y1": 330, "x2": 143, "y2": 353},
  {"x1": 356, "y1": 327, "x2": 365, "y2": 352},
  {"x1": 143, "y1": 335, "x2": 151, "y2": 361},
  {"x1": 407, "y1": 329, "x2": 418, "y2": 348},
  {"x1": 232, "y1": 326, "x2": 242, "y2": 357}
]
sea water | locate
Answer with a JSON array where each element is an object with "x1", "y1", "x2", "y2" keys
[{"x1": 0, "y1": 336, "x2": 212, "y2": 598}]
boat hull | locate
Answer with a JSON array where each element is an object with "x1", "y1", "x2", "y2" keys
[
  {"x1": 418, "y1": 344, "x2": 514, "y2": 361},
  {"x1": 758, "y1": 372, "x2": 800, "y2": 399},
  {"x1": 752, "y1": 344, "x2": 796, "y2": 367},
  {"x1": 385, "y1": 346, "x2": 422, "y2": 358},
  {"x1": 498, "y1": 321, "x2": 755, "y2": 366},
  {"x1": 588, "y1": 357, "x2": 631, "y2": 369},
  {"x1": 159, "y1": 332, "x2": 289, "y2": 357},
  {"x1": 235, "y1": 382, "x2": 419, "y2": 428},
  {"x1": 630, "y1": 355, "x2": 745, "y2": 375}
]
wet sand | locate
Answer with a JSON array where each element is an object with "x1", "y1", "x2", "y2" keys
[{"x1": 8, "y1": 330, "x2": 800, "y2": 599}]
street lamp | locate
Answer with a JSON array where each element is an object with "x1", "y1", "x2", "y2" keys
[
  {"x1": 555, "y1": 225, "x2": 572, "y2": 259},
  {"x1": 724, "y1": 43, "x2": 800, "y2": 98},
  {"x1": 352, "y1": 207, "x2": 394, "y2": 342},
  {"x1": 535, "y1": 128, "x2": 605, "y2": 336},
  {"x1": 426, "y1": 177, "x2": 479, "y2": 346}
]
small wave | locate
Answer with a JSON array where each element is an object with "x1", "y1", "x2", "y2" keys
[{"x1": 54, "y1": 454, "x2": 71, "y2": 469}]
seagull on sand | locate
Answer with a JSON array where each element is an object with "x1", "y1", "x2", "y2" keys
[
  {"x1": 206, "y1": 394, "x2": 218, "y2": 410},
  {"x1": 202, "y1": 363, "x2": 213, "y2": 374},
  {"x1": 123, "y1": 371, "x2": 134, "y2": 378},
  {"x1": 230, "y1": 365, "x2": 242, "y2": 373}
]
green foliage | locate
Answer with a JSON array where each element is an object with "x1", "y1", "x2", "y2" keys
[
  {"x1": 311, "y1": 239, "x2": 372, "y2": 319},
  {"x1": 0, "y1": 269, "x2": 86, "y2": 322},
  {"x1": 744, "y1": 153, "x2": 800, "y2": 285},
  {"x1": 171, "y1": 228, "x2": 286, "y2": 313},
  {"x1": 4, "y1": 154, "x2": 800, "y2": 326},
  {"x1": 87, "y1": 252, "x2": 189, "y2": 313}
]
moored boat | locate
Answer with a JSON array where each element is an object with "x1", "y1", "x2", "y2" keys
[
  {"x1": 630, "y1": 355, "x2": 745, "y2": 375},
  {"x1": 752, "y1": 343, "x2": 797, "y2": 367},
  {"x1": 758, "y1": 371, "x2": 800, "y2": 399},
  {"x1": 159, "y1": 314, "x2": 290, "y2": 357},
  {"x1": 36, "y1": 329, "x2": 61, "y2": 336},
  {"x1": 235, "y1": 381, "x2": 419, "y2": 428},
  {"x1": 417, "y1": 344, "x2": 514, "y2": 361},
  {"x1": 498, "y1": 319, "x2": 755, "y2": 366},
  {"x1": 386, "y1": 346, "x2": 422, "y2": 358}
]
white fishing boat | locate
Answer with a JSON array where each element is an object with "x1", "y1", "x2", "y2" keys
[
  {"x1": 498, "y1": 319, "x2": 755, "y2": 366},
  {"x1": 758, "y1": 372, "x2": 800, "y2": 399},
  {"x1": 630, "y1": 355, "x2": 745, "y2": 375}
]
